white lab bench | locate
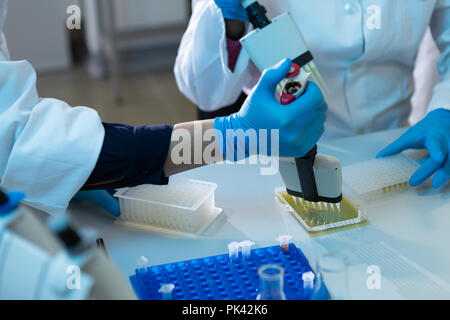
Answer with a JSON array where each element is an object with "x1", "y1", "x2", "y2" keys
[{"x1": 69, "y1": 128, "x2": 450, "y2": 300}]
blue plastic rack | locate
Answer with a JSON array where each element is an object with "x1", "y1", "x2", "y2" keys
[{"x1": 130, "y1": 243, "x2": 330, "y2": 300}]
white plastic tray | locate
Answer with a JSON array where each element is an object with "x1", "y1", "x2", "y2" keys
[
  {"x1": 114, "y1": 179, "x2": 222, "y2": 237},
  {"x1": 343, "y1": 154, "x2": 420, "y2": 202}
]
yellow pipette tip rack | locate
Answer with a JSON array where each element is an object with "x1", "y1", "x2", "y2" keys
[{"x1": 275, "y1": 186, "x2": 367, "y2": 235}]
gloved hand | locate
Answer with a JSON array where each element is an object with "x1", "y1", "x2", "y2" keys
[
  {"x1": 214, "y1": 58, "x2": 327, "y2": 160},
  {"x1": 377, "y1": 108, "x2": 450, "y2": 188},
  {"x1": 214, "y1": 0, "x2": 248, "y2": 22},
  {"x1": 74, "y1": 190, "x2": 121, "y2": 217}
]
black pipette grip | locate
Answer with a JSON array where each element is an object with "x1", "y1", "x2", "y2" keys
[
  {"x1": 294, "y1": 146, "x2": 320, "y2": 202},
  {"x1": 245, "y1": 1, "x2": 271, "y2": 29}
]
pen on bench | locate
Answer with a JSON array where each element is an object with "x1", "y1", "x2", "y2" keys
[{"x1": 96, "y1": 237, "x2": 109, "y2": 258}]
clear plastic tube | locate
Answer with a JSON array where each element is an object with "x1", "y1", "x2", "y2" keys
[
  {"x1": 158, "y1": 283, "x2": 175, "y2": 300},
  {"x1": 316, "y1": 253, "x2": 349, "y2": 300},
  {"x1": 136, "y1": 256, "x2": 148, "y2": 275},
  {"x1": 239, "y1": 240, "x2": 255, "y2": 259},
  {"x1": 228, "y1": 241, "x2": 241, "y2": 261},
  {"x1": 276, "y1": 235, "x2": 292, "y2": 251},
  {"x1": 256, "y1": 264, "x2": 287, "y2": 300},
  {"x1": 302, "y1": 271, "x2": 315, "y2": 290}
]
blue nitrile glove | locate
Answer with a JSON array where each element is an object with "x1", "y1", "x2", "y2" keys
[
  {"x1": 214, "y1": 58, "x2": 327, "y2": 160},
  {"x1": 214, "y1": 0, "x2": 248, "y2": 22},
  {"x1": 377, "y1": 108, "x2": 450, "y2": 188},
  {"x1": 74, "y1": 190, "x2": 121, "y2": 217}
]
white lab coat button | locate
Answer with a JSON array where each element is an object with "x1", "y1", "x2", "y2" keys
[{"x1": 344, "y1": 2, "x2": 359, "y2": 15}]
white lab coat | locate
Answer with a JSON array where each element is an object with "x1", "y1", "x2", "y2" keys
[
  {"x1": 411, "y1": 28, "x2": 441, "y2": 124},
  {"x1": 174, "y1": 0, "x2": 450, "y2": 139},
  {"x1": 0, "y1": 0, "x2": 104, "y2": 214}
]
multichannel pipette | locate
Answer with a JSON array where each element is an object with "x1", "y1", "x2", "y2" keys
[{"x1": 239, "y1": 0, "x2": 343, "y2": 213}]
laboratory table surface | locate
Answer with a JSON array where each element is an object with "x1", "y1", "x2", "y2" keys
[{"x1": 70, "y1": 128, "x2": 450, "y2": 300}]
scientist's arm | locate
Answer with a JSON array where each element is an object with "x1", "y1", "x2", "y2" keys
[
  {"x1": 163, "y1": 120, "x2": 220, "y2": 177},
  {"x1": 377, "y1": 1, "x2": 450, "y2": 188},
  {"x1": 173, "y1": 0, "x2": 251, "y2": 111},
  {"x1": 166, "y1": 59, "x2": 327, "y2": 175},
  {"x1": 82, "y1": 120, "x2": 218, "y2": 190},
  {"x1": 83, "y1": 123, "x2": 173, "y2": 190},
  {"x1": 85, "y1": 59, "x2": 326, "y2": 186}
]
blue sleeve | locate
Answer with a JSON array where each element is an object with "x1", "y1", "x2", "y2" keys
[{"x1": 82, "y1": 122, "x2": 173, "y2": 190}]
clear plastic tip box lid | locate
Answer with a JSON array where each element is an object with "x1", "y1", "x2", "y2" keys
[
  {"x1": 114, "y1": 179, "x2": 222, "y2": 237},
  {"x1": 343, "y1": 154, "x2": 420, "y2": 202}
]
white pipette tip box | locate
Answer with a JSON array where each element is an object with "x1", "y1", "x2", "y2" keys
[
  {"x1": 114, "y1": 179, "x2": 222, "y2": 237},
  {"x1": 343, "y1": 154, "x2": 420, "y2": 203}
]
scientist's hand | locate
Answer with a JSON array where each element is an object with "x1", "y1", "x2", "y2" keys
[
  {"x1": 377, "y1": 108, "x2": 450, "y2": 188},
  {"x1": 214, "y1": 58, "x2": 327, "y2": 159},
  {"x1": 214, "y1": 0, "x2": 248, "y2": 22},
  {"x1": 74, "y1": 190, "x2": 121, "y2": 217}
]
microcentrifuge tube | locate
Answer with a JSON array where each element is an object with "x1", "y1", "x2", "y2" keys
[
  {"x1": 302, "y1": 271, "x2": 315, "y2": 290},
  {"x1": 228, "y1": 241, "x2": 241, "y2": 261},
  {"x1": 136, "y1": 256, "x2": 148, "y2": 275},
  {"x1": 239, "y1": 240, "x2": 255, "y2": 259},
  {"x1": 256, "y1": 264, "x2": 286, "y2": 300},
  {"x1": 276, "y1": 235, "x2": 293, "y2": 251},
  {"x1": 158, "y1": 283, "x2": 175, "y2": 300}
]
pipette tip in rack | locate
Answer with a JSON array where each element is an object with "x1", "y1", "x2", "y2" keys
[
  {"x1": 228, "y1": 241, "x2": 241, "y2": 261},
  {"x1": 136, "y1": 256, "x2": 148, "y2": 275},
  {"x1": 158, "y1": 283, "x2": 175, "y2": 300},
  {"x1": 239, "y1": 240, "x2": 256, "y2": 259},
  {"x1": 276, "y1": 235, "x2": 293, "y2": 251}
]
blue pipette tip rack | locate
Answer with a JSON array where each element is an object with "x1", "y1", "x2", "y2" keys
[{"x1": 129, "y1": 243, "x2": 330, "y2": 300}]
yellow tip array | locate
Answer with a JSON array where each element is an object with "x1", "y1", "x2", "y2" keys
[
  {"x1": 382, "y1": 182, "x2": 409, "y2": 194},
  {"x1": 275, "y1": 188, "x2": 366, "y2": 234},
  {"x1": 303, "y1": 61, "x2": 328, "y2": 93}
]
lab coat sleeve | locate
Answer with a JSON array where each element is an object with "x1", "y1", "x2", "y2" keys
[
  {"x1": 428, "y1": 0, "x2": 450, "y2": 112},
  {"x1": 0, "y1": 55, "x2": 104, "y2": 215},
  {"x1": 83, "y1": 123, "x2": 173, "y2": 190},
  {"x1": 173, "y1": 0, "x2": 251, "y2": 112}
]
